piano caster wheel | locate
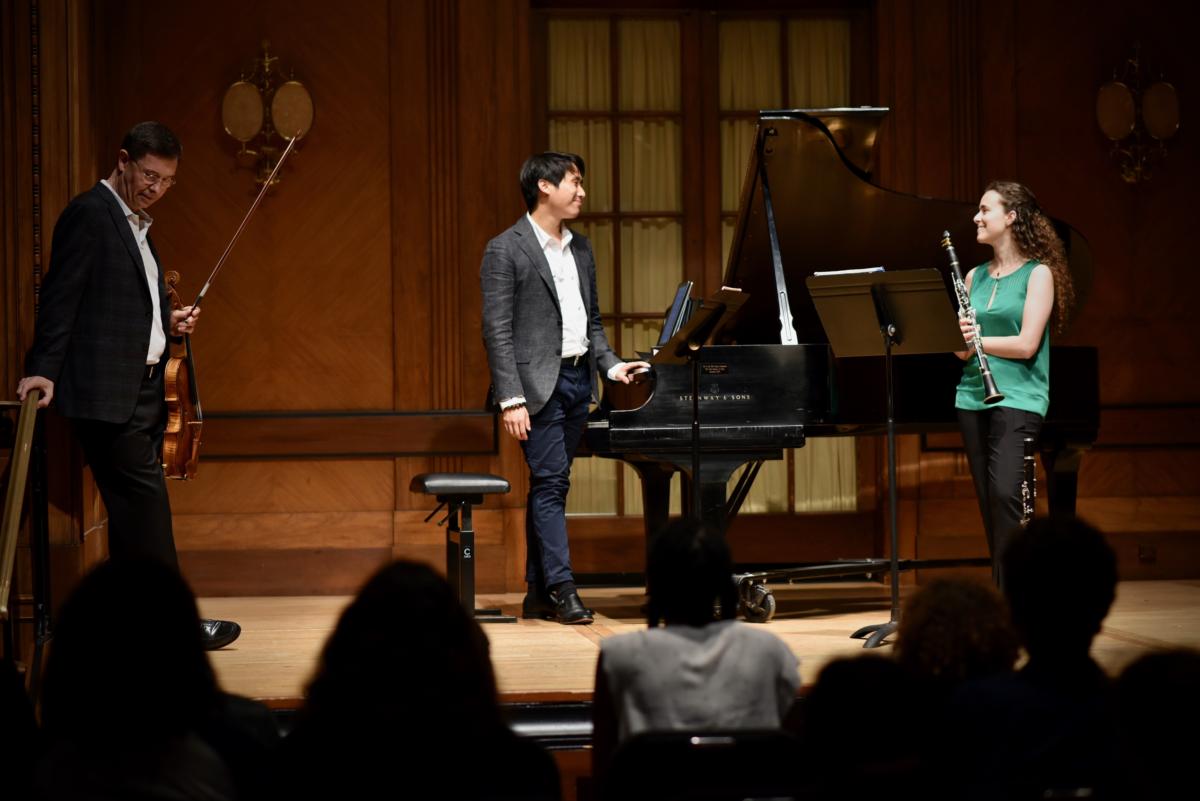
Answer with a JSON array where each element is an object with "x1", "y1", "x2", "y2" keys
[{"x1": 740, "y1": 583, "x2": 776, "y2": 623}]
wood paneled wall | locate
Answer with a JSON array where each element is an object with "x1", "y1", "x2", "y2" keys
[
  {"x1": 4, "y1": 0, "x2": 538, "y2": 604},
  {"x1": 4, "y1": 0, "x2": 1198, "y2": 621}
]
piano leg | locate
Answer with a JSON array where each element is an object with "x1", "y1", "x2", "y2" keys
[
  {"x1": 697, "y1": 480, "x2": 733, "y2": 532},
  {"x1": 629, "y1": 461, "x2": 676, "y2": 545},
  {"x1": 675, "y1": 455, "x2": 770, "y2": 533}
]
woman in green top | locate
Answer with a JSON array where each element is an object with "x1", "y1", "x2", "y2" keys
[{"x1": 956, "y1": 181, "x2": 1075, "y2": 589}]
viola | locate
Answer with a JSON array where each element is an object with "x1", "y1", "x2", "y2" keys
[{"x1": 163, "y1": 271, "x2": 202, "y2": 479}]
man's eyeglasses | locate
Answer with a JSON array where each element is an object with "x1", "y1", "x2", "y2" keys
[{"x1": 131, "y1": 160, "x2": 177, "y2": 189}]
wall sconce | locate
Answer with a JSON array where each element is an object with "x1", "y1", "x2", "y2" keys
[
  {"x1": 1096, "y1": 43, "x2": 1179, "y2": 184},
  {"x1": 221, "y1": 40, "x2": 315, "y2": 185}
]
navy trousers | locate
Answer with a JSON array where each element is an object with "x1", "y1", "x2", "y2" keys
[
  {"x1": 521, "y1": 361, "x2": 592, "y2": 589},
  {"x1": 73, "y1": 366, "x2": 178, "y2": 569},
  {"x1": 958, "y1": 406, "x2": 1043, "y2": 590}
]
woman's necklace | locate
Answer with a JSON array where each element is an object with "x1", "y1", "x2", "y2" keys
[{"x1": 986, "y1": 259, "x2": 1024, "y2": 310}]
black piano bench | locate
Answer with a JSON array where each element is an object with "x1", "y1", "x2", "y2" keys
[{"x1": 409, "y1": 473, "x2": 516, "y2": 623}]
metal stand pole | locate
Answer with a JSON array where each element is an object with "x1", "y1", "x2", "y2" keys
[{"x1": 851, "y1": 323, "x2": 901, "y2": 648}]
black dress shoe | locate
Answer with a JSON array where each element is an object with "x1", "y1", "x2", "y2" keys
[
  {"x1": 522, "y1": 588, "x2": 557, "y2": 620},
  {"x1": 550, "y1": 589, "x2": 594, "y2": 625},
  {"x1": 200, "y1": 619, "x2": 241, "y2": 650}
]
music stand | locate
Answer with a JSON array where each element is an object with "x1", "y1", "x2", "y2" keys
[
  {"x1": 806, "y1": 268, "x2": 963, "y2": 648},
  {"x1": 654, "y1": 288, "x2": 746, "y2": 521}
]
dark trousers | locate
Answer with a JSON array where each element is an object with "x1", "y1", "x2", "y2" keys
[
  {"x1": 521, "y1": 361, "x2": 591, "y2": 590},
  {"x1": 73, "y1": 366, "x2": 178, "y2": 569},
  {"x1": 958, "y1": 406, "x2": 1043, "y2": 590}
]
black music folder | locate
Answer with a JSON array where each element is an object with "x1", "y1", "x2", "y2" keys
[{"x1": 806, "y1": 268, "x2": 963, "y2": 358}]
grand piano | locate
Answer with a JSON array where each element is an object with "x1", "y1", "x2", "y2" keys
[{"x1": 584, "y1": 108, "x2": 1099, "y2": 612}]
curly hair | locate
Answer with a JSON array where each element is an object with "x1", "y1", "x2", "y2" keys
[
  {"x1": 896, "y1": 576, "x2": 1019, "y2": 688},
  {"x1": 987, "y1": 180, "x2": 1076, "y2": 333}
]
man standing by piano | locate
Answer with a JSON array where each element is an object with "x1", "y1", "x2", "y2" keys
[{"x1": 481, "y1": 152, "x2": 649, "y2": 625}]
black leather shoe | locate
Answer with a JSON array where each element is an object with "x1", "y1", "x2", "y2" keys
[
  {"x1": 550, "y1": 589, "x2": 594, "y2": 625},
  {"x1": 200, "y1": 619, "x2": 241, "y2": 650},
  {"x1": 522, "y1": 588, "x2": 556, "y2": 620}
]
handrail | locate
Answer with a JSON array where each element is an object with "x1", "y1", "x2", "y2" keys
[{"x1": 0, "y1": 390, "x2": 39, "y2": 620}]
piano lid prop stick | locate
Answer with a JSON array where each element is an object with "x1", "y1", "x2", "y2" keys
[{"x1": 757, "y1": 150, "x2": 798, "y2": 346}]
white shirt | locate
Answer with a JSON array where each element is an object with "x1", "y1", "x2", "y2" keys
[
  {"x1": 527, "y1": 213, "x2": 589, "y2": 360},
  {"x1": 102, "y1": 179, "x2": 166, "y2": 364}
]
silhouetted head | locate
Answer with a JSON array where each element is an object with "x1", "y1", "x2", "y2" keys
[
  {"x1": 645, "y1": 519, "x2": 738, "y2": 627},
  {"x1": 304, "y1": 560, "x2": 500, "y2": 737},
  {"x1": 896, "y1": 576, "x2": 1019, "y2": 688},
  {"x1": 41, "y1": 557, "x2": 217, "y2": 743},
  {"x1": 801, "y1": 655, "x2": 924, "y2": 781},
  {"x1": 1002, "y1": 516, "x2": 1117, "y2": 660},
  {"x1": 1116, "y1": 648, "x2": 1200, "y2": 797}
]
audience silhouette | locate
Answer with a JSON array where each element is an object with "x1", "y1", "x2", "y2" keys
[
  {"x1": 942, "y1": 516, "x2": 1123, "y2": 800},
  {"x1": 896, "y1": 575, "x2": 1019, "y2": 693},
  {"x1": 1115, "y1": 648, "x2": 1200, "y2": 801},
  {"x1": 8, "y1": 515, "x2": 1196, "y2": 801},
  {"x1": 277, "y1": 560, "x2": 560, "y2": 801},
  {"x1": 36, "y1": 557, "x2": 239, "y2": 800},
  {"x1": 796, "y1": 655, "x2": 928, "y2": 796},
  {"x1": 1, "y1": 656, "x2": 37, "y2": 801}
]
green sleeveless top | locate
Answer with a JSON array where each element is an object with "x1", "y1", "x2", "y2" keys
[{"x1": 955, "y1": 260, "x2": 1049, "y2": 416}]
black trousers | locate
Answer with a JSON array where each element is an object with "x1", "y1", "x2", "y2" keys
[
  {"x1": 73, "y1": 366, "x2": 178, "y2": 569},
  {"x1": 958, "y1": 406, "x2": 1043, "y2": 590}
]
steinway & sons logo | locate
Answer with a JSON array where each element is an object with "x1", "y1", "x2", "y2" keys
[{"x1": 678, "y1": 365, "x2": 752, "y2": 402}]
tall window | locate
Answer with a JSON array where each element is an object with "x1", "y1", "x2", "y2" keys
[
  {"x1": 549, "y1": 17, "x2": 685, "y2": 516},
  {"x1": 545, "y1": 12, "x2": 857, "y2": 517},
  {"x1": 719, "y1": 17, "x2": 857, "y2": 514}
]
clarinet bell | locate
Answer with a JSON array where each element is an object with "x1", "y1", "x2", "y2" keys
[{"x1": 982, "y1": 369, "x2": 1005, "y2": 404}]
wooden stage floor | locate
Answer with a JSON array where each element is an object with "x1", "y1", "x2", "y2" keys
[{"x1": 201, "y1": 579, "x2": 1200, "y2": 709}]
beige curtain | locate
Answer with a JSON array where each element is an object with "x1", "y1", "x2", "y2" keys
[
  {"x1": 549, "y1": 20, "x2": 610, "y2": 110},
  {"x1": 619, "y1": 20, "x2": 680, "y2": 111},
  {"x1": 794, "y1": 439, "x2": 857, "y2": 511},
  {"x1": 719, "y1": 20, "x2": 782, "y2": 111},
  {"x1": 788, "y1": 19, "x2": 851, "y2": 108}
]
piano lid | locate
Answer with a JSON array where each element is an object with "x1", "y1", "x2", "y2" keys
[{"x1": 720, "y1": 108, "x2": 1094, "y2": 346}]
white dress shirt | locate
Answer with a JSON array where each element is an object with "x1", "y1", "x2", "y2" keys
[
  {"x1": 102, "y1": 179, "x2": 166, "y2": 365},
  {"x1": 527, "y1": 213, "x2": 589, "y2": 359}
]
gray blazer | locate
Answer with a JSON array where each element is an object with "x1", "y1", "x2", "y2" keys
[{"x1": 481, "y1": 216, "x2": 620, "y2": 416}]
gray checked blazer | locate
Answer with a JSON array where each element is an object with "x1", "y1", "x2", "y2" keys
[{"x1": 480, "y1": 216, "x2": 620, "y2": 416}]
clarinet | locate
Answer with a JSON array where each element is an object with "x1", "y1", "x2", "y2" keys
[
  {"x1": 1020, "y1": 436, "x2": 1036, "y2": 527},
  {"x1": 942, "y1": 231, "x2": 1004, "y2": 404}
]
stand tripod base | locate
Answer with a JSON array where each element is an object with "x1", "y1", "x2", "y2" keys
[
  {"x1": 850, "y1": 620, "x2": 897, "y2": 649},
  {"x1": 473, "y1": 608, "x2": 517, "y2": 624}
]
